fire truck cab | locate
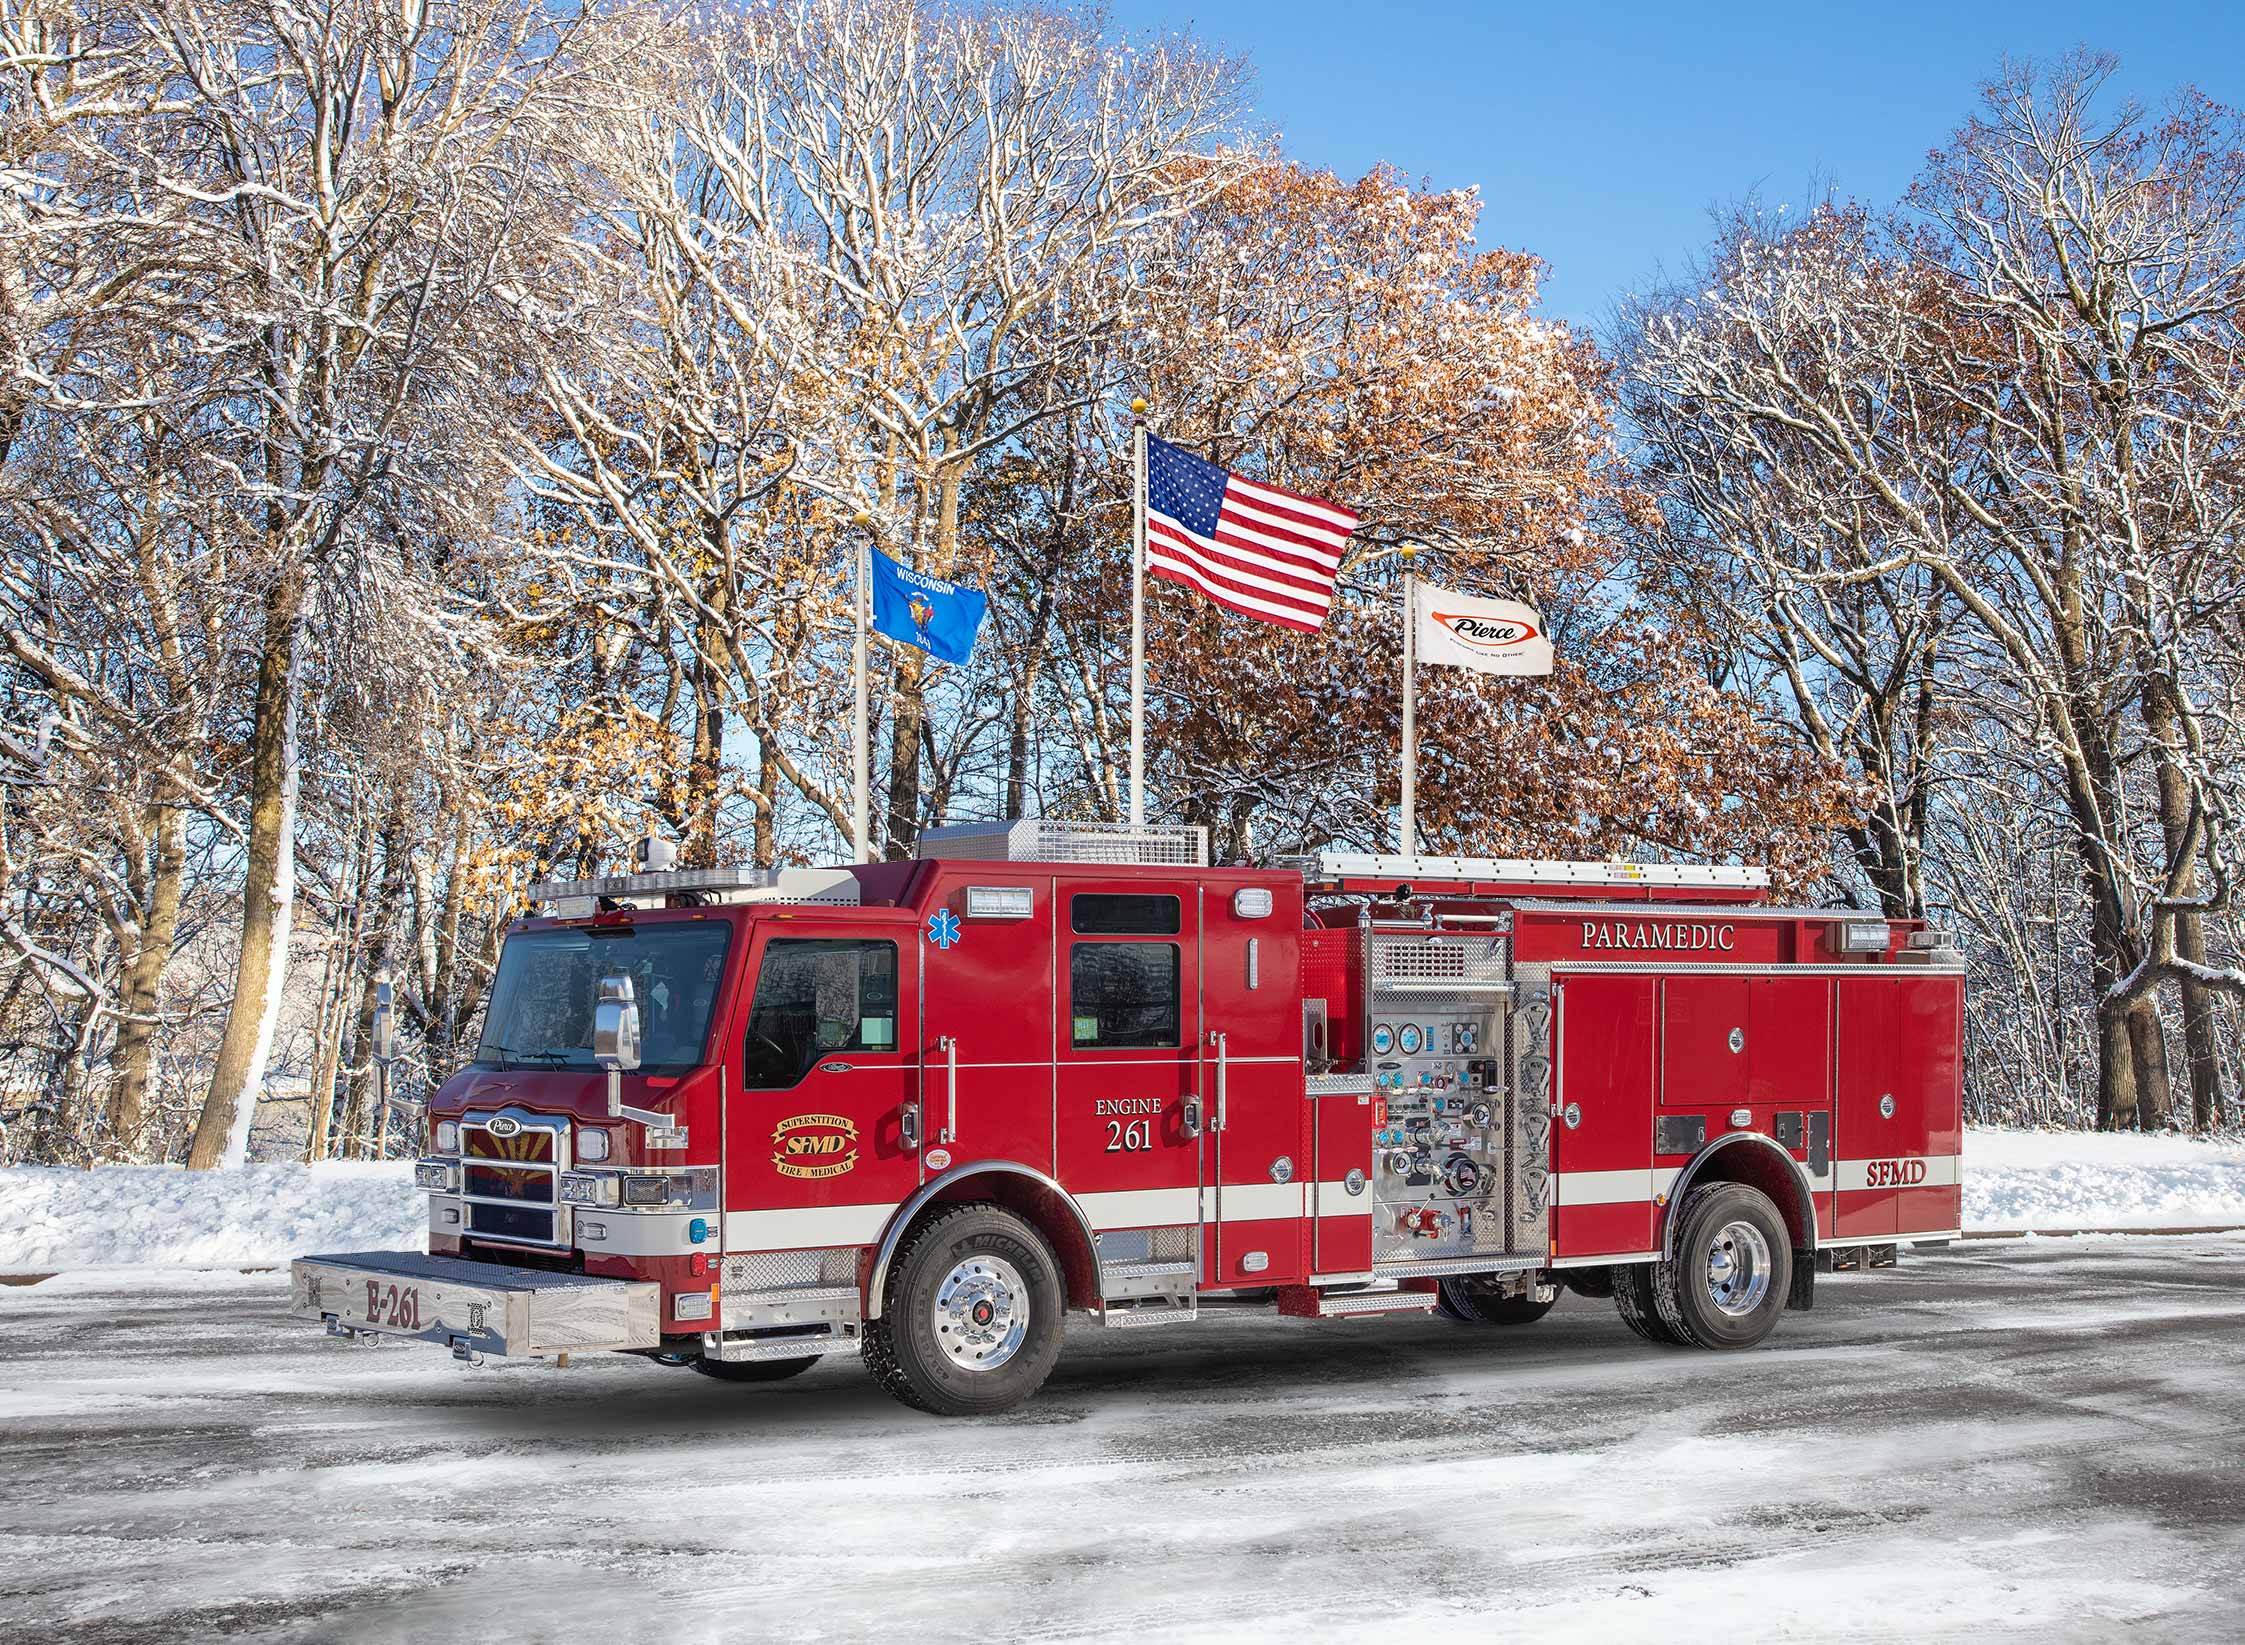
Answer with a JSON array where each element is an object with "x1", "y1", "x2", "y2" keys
[{"x1": 294, "y1": 822, "x2": 1964, "y2": 1415}]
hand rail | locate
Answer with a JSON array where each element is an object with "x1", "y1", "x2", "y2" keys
[
  {"x1": 939, "y1": 1035, "x2": 958, "y2": 1145},
  {"x1": 1208, "y1": 1030, "x2": 1228, "y2": 1132}
]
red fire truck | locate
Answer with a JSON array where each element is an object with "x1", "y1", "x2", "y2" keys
[{"x1": 294, "y1": 821, "x2": 1964, "y2": 1416}]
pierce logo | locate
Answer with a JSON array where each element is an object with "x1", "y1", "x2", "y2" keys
[
  {"x1": 1864, "y1": 1158, "x2": 1928, "y2": 1188},
  {"x1": 1433, "y1": 611, "x2": 1541, "y2": 653},
  {"x1": 771, "y1": 1113, "x2": 860, "y2": 1180}
]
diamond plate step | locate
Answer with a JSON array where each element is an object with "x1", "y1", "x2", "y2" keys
[
  {"x1": 1096, "y1": 1297, "x2": 1200, "y2": 1328},
  {"x1": 1280, "y1": 1284, "x2": 1439, "y2": 1319}
]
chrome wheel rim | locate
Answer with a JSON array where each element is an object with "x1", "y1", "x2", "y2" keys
[
  {"x1": 1704, "y1": 1220, "x2": 1772, "y2": 1317},
  {"x1": 932, "y1": 1254, "x2": 1030, "y2": 1372}
]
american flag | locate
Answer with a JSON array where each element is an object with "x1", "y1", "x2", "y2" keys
[{"x1": 1143, "y1": 434, "x2": 1357, "y2": 633}]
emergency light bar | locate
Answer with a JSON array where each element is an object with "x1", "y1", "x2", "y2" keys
[
  {"x1": 1296, "y1": 852, "x2": 1770, "y2": 891},
  {"x1": 523, "y1": 866, "x2": 861, "y2": 910}
]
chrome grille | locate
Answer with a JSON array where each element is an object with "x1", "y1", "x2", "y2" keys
[
  {"x1": 458, "y1": 1111, "x2": 570, "y2": 1248},
  {"x1": 1371, "y1": 931, "x2": 1510, "y2": 989}
]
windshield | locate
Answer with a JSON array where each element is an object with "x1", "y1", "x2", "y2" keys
[{"x1": 475, "y1": 922, "x2": 732, "y2": 1073}]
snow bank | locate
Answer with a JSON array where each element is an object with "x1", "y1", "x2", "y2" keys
[
  {"x1": 1964, "y1": 1128, "x2": 2245, "y2": 1231},
  {"x1": 5, "y1": 1128, "x2": 2245, "y2": 1273},
  {"x1": 0, "y1": 1162, "x2": 420, "y2": 1272}
]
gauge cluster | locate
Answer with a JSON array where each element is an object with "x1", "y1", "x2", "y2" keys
[{"x1": 1368, "y1": 1007, "x2": 1512, "y2": 1261}]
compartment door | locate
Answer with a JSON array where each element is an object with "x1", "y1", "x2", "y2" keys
[
  {"x1": 1836, "y1": 976, "x2": 1963, "y2": 1239},
  {"x1": 1661, "y1": 975, "x2": 1750, "y2": 1108},
  {"x1": 1551, "y1": 974, "x2": 1656, "y2": 1259}
]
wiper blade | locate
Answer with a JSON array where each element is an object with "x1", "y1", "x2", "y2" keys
[{"x1": 481, "y1": 1044, "x2": 571, "y2": 1068}]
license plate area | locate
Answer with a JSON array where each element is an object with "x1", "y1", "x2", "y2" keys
[{"x1": 293, "y1": 1251, "x2": 659, "y2": 1357}]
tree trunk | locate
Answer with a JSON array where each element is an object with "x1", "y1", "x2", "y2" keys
[
  {"x1": 2178, "y1": 913, "x2": 2225, "y2": 1129},
  {"x1": 108, "y1": 800, "x2": 186, "y2": 1154},
  {"x1": 2126, "y1": 999, "x2": 2174, "y2": 1131},
  {"x1": 305, "y1": 805, "x2": 377, "y2": 1162},
  {"x1": 752, "y1": 737, "x2": 779, "y2": 868},
  {"x1": 342, "y1": 810, "x2": 410, "y2": 1156},
  {"x1": 186, "y1": 571, "x2": 308, "y2": 1170},
  {"x1": 2094, "y1": 990, "x2": 2137, "y2": 1131},
  {"x1": 682, "y1": 575, "x2": 731, "y2": 866},
  {"x1": 2142, "y1": 671, "x2": 2226, "y2": 1130},
  {"x1": 884, "y1": 645, "x2": 926, "y2": 856}
]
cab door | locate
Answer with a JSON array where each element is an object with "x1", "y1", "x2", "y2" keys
[
  {"x1": 1203, "y1": 878, "x2": 1307, "y2": 1288},
  {"x1": 1052, "y1": 881, "x2": 1206, "y2": 1273},
  {"x1": 722, "y1": 917, "x2": 922, "y2": 1253}
]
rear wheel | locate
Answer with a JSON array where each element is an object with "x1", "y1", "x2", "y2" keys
[
  {"x1": 1651, "y1": 1183, "x2": 1793, "y2": 1350},
  {"x1": 1437, "y1": 1275, "x2": 1558, "y2": 1327},
  {"x1": 863, "y1": 1203, "x2": 1065, "y2": 1416},
  {"x1": 687, "y1": 1354, "x2": 820, "y2": 1384},
  {"x1": 1613, "y1": 1262, "x2": 1685, "y2": 1344}
]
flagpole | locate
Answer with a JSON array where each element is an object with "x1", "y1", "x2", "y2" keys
[
  {"x1": 1400, "y1": 542, "x2": 1418, "y2": 856},
  {"x1": 850, "y1": 510, "x2": 871, "y2": 863},
  {"x1": 1128, "y1": 398, "x2": 1148, "y2": 828}
]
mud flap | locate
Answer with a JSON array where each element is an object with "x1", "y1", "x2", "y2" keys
[{"x1": 1787, "y1": 1252, "x2": 1815, "y2": 1311}]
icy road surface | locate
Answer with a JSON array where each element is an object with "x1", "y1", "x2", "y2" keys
[{"x1": 4, "y1": 1239, "x2": 2243, "y2": 1644}]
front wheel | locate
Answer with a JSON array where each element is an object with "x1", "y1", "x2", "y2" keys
[
  {"x1": 862, "y1": 1203, "x2": 1065, "y2": 1416},
  {"x1": 1651, "y1": 1183, "x2": 1793, "y2": 1349}
]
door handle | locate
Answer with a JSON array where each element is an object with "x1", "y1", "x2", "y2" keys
[
  {"x1": 1207, "y1": 1030, "x2": 1228, "y2": 1133},
  {"x1": 1181, "y1": 1097, "x2": 1203, "y2": 1138},
  {"x1": 900, "y1": 1102, "x2": 921, "y2": 1151}
]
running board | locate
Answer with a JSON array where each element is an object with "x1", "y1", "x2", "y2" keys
[
  {"x1": 1095, "y1": 1293, "x2": 1200, "y2": 1329},
  {"x1": 1279, "y1": 1282, "x2": 1439, "y2": 1319},
  {"x1": 700, "y1": 1321, "x2": 861, "y2": 1362}
]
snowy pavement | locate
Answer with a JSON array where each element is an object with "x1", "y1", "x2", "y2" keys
[{"x1": 4, "y1": 1237, "x2": 2244, "y2": 1642}]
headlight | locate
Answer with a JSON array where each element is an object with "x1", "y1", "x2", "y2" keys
[
  {"x1": 622, "y1": 1174, "x2": 675, "y2": 1207},
  {"x1": 559, "y1": 1173, "x2": 615, "y2": 1207},
  {"x1": 414, "y1": 1160, "x2": 454, "y2": 1192},
  {"x1": 434, "y1": 1121, "x2": 458, "y2": 1152},
  {"x1": 577, "y1": 1127, "x2": 611, "y2": 1163}
]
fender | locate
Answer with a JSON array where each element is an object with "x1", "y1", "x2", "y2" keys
[
  {"x1": 1658, "y1": 1131, "x2": 1820, "y2": 1259},
  {"x1": 863, "y1": 1159, "x2": 1100, "y2": 1321}
]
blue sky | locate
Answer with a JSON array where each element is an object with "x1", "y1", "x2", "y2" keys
[{"x1": 1121, "y1": 1, "x2": 2245, "y2": 331}]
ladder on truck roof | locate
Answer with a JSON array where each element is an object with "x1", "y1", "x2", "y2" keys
[{"x1": 1294, "y1": 852, "x2": 1769, "y2": 892}]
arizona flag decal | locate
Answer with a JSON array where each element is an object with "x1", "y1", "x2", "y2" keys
[{"x1": 1412, "y1": 582, "x2": 1554, "y2": 676}]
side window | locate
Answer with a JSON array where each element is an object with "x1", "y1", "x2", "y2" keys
[
  {"x1": 1071, "y1": 893, "x2": 1181, "y2": 935},
  {"x1": 1070, "y1": 942, "x2": 1181, "y2": 1048},
  {"x1": 742, "y1": 939, "x2": 898, "y2": 1090}
]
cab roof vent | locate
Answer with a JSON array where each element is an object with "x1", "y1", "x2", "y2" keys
[{"x1": 918, "y1": 819, "x2": 1208, "y2": 868}]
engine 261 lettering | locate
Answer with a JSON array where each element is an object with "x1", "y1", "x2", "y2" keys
[{"x1": 1096, "y1": 1097, "x2": 1160, "y2": 1152}]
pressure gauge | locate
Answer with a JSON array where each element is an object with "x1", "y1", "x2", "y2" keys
[
  {"x1": 1398, "y1": 1023, "x2": 1424, "y2": 1056},
  {"x1": 1370, "y1": 1023, "x2": 1395, "y2": 1056}
]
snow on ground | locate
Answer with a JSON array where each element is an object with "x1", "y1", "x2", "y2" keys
[
  {"x1": 3, "y1": 1237, "x2": 2242, "y2": 1642},
  {"x1": 1965, "y1": 1128, "x2": 2245, "y2": 1231},
  {"x1": 0, "y1": 1162, "x2": 419, "y2": 1271},
  {"x1": 3, "y1": 1128, "x2": 2244, "y2": 1273}
]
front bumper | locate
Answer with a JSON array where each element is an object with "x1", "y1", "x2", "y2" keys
[{"x1": 292, "y1": 1250, "x2": 660, "y2": 1359}]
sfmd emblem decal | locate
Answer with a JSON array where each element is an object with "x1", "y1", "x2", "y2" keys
[{"x1": 772, "y1": 1113, "x2": 861, "y2": 1180}]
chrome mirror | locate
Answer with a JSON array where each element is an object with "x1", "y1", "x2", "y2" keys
[{"x1": 593, "y1": 974, "x2": 641, "y2": 1073}]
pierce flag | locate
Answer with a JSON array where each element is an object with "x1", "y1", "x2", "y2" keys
[
  {"x1": 868, "y1": 548, "x2": 986, "y2": 667},
  {"x1": 1411, "y1": 582, "x2": 1554, "y2": 676}
]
